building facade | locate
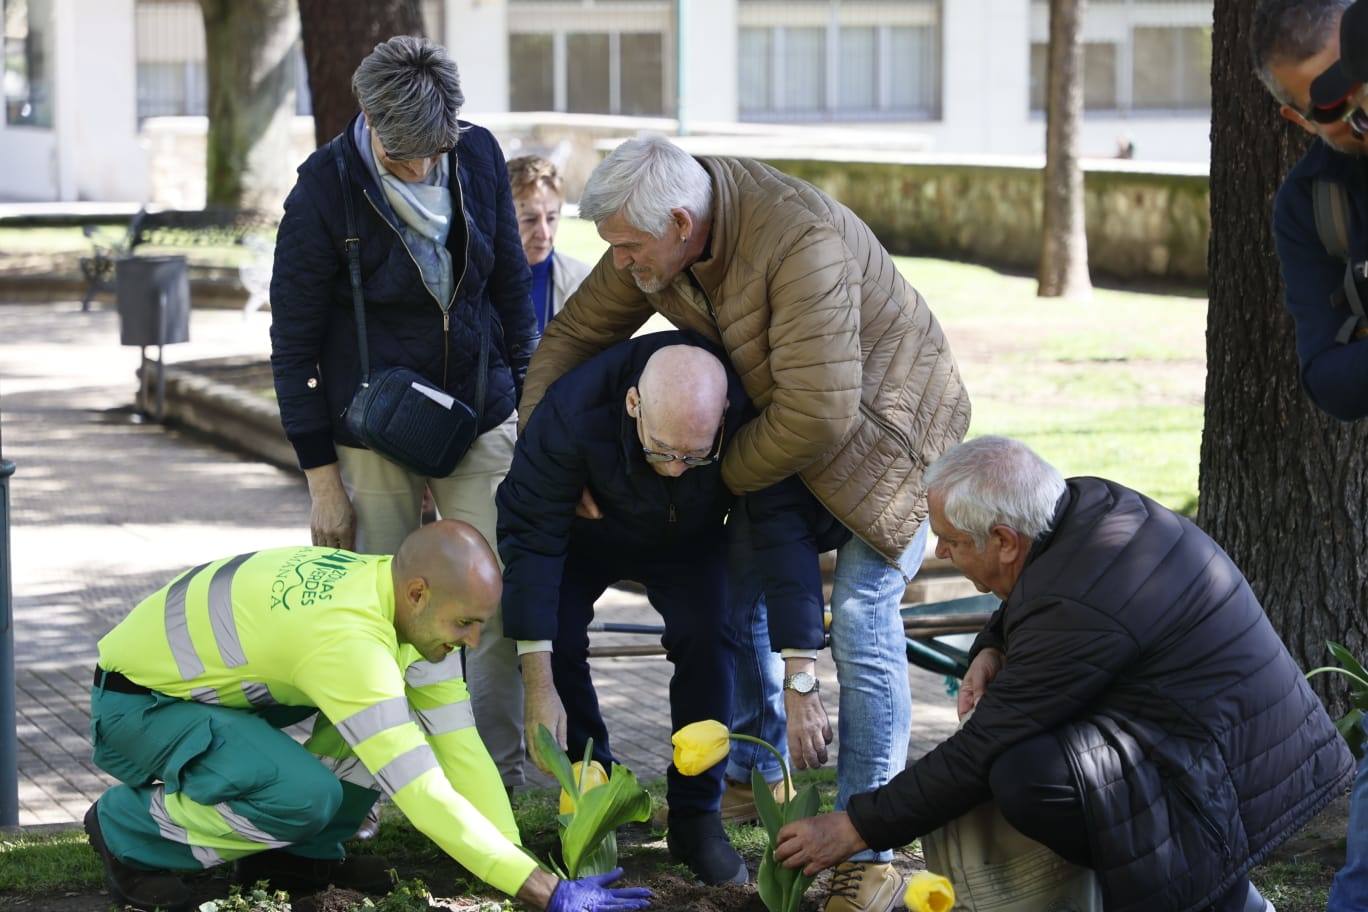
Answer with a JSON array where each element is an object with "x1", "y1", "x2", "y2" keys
[{"x1": 0, "y1": 0, "x2": 1212, "y2": 203}]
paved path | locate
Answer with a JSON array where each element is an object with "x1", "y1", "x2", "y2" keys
[{"x1": 3, "y1": 300, "x2": 959, "y2": 826}]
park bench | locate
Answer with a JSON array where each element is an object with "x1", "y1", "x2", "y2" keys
[
  {"x1": 584, "y1": 591, "x2": 997, "y2": 682},
  {"x1": 80, "y1": 206, "x2": 275, "y2": 313}
]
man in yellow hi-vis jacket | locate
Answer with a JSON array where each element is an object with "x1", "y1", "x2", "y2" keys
[{"x1": 84, "y1": 520, "x2": 651, "y2": 912}]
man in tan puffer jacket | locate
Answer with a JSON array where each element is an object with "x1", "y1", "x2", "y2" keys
[{"x1": 517, "y1": 135, "x2": 970, "y2": 912}]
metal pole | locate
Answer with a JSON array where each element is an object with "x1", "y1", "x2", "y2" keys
[
  {"x1": 0, "y1": 458, "x2": 17, "y2": 826},
  {"x1": 675, "y1": 0, "x2": 688, "y2": 136}
]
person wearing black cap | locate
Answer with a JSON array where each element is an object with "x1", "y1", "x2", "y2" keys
[
  {"x1": 1251, "y1": 4, "x2": 1368, "y2": 910},
  {"x1": 1251, "y1": 0, "x2": 1368, "y2": 419}
]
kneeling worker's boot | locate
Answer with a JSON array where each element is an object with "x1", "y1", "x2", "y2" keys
[
  {"x1": 822, "y1": 861, "x2": 904, "y2": 912},
  {"x1": 665, "y1": 812, "x2": 748, "y2": 885},
  {"x1": 234, "y1": 849, "x2": 394, "y2": 895},
  {"x1": 84, "y1": 801, "x2": 192, "y2": 912}
]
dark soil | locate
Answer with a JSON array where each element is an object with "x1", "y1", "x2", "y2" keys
[{"x1": 0, "y1": 797, "x2": 1347, "y2": 912}]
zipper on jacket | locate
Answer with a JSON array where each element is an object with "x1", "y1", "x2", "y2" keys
[
  {"x1": 1174, "y1": 784, "x2": 1232, "y2": 859},
  {"x1": 687, "y1": 266, "x2": 720, "y2": 328},
  {"x1": 447, "y1": 166, "x2": 471, "y2": 390},
  {"x1": 362, "y1": 182, "x2": 471, "y2": 390}
]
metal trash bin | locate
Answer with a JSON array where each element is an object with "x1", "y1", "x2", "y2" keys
[
  {"x1": 115, "y1": 255, "x2": 190, "y2": 419},
  {"x1": 115, "y1": 255, "x2": 190, "y2": 346}
]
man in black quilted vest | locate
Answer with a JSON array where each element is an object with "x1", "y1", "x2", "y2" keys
[{"x1": 774, "y1": 436, "x2": 1354, "y2": 912}]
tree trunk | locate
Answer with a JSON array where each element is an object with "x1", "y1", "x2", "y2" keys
[
  {"x1": 297, "y1": 0, "x2": 425, "y2": 149},
  {"x1": 1203, "y1": 1, "x2": 1368, "y2": 715},
  {"x1": 1038, "y1": 0, "x2": 1092, "y2": 300},
  {"x1": 199, "y1": 0, "x2": 297, "y2": 211}
]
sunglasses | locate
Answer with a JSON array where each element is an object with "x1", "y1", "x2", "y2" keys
[
  {"x1": 636, "y1": 403, "x2": 725, "y2": 467},
  {"x1": 1309, "y1": 77, "x2": 1368, "y2": 139}
]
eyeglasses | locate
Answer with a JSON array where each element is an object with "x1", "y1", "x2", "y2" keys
[
  {"x1": 1309, "y1": 73, "x2": 1368, "y2": 140},
  {"x1": 636, "y1": 403, "x2": 725, "y2": 467},
  {"x1": 377, "y1": 137, "x2": 455, "y2": 163}
]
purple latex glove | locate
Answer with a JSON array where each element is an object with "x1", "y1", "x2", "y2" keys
[{"x1": 547, "y1": 868, "x2": 653, "y2": 912}]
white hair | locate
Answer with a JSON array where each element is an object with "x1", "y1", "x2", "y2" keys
[
  {"x1": 924, "y1": 436, "x2": 1067, "y2": 551},
  {"x1": 578, "y1": 134, "x2": 713, "y2": 238}
]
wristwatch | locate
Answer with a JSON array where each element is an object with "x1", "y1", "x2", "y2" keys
[{"x1": 783, "y1": 671, "x2": 820, "y2": 695}]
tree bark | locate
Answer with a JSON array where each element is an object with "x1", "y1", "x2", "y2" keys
[
  {"x1": 198, "y1": 0, "x2": 297, "y2": 210},
  {"x1": 297, "y1": 0, "x2": 425, "y2": 149},
  {"x1": 1038, "y1": 0, "x2": 1092, "y2": 300},
  {"x1": 1203, "y1": 0, "x2": 1368, "y2": 715}
]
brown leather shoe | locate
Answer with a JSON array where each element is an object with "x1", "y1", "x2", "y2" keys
[
  {"x1": 650, "y1": 777, "x2": 793, "y2": 827},
  {"x1": 821, "y1": 862, "x2": 904, "y2": 912},
  {"x1": 83, "y1": 801, "x2": 192, "y2": 912},
  {"x1": 720, "y1": 778, "x2": 793, "y2": 824}
]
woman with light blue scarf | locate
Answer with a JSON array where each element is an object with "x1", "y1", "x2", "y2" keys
[{"x1": 269, "y1": 36, "x2": 535, "y2": 800}]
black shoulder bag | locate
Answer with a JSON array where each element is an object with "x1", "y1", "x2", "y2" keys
[{"x1": 334, "y1": 141, "x2": 488, "y2": 478}]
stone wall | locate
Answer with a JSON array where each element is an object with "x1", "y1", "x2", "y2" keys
[
  {"x1": 140, "y1": 115, "x2": 1209, "y2": 285},
  {"x1": 767, "y1": 156, "x2": 1209, "y2": 285}
]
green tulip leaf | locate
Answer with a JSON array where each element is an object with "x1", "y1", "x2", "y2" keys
[
  {"x1": 752, "y1": 768, "x2": 784, "y2": 845},
  {"x1": 784, "y1": 869, "x2": 817, "y2": 912},
  {"x1": 758, "y1": 845, "x2": 801, "y2": 912},
  {"x1": 533, "y1": 724, "x2": 579, "y2": 800},
  {"x1": 1327, "y1": 641, "x2": 1368, "y2": 686},
  {"x1": 562, "y1": 762, "x2": 652, "y2": 877},
  {"x1": 756, "y1": 848, "x2": 785, "y2": 912},
  {"x1": 783, "y1": 784, "x2": 821, "y2": 824},
  {"x1": 1337, "y1": 708, "x2": 1366, "y2": 760}
]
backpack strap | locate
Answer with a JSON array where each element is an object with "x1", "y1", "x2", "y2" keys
[
  {"x1": 1314, "y1": 178, "x2": 1352, "y2": 261},
  {"x1": 1313, "y1": 179, "x2": 1368, "y2": 343}
]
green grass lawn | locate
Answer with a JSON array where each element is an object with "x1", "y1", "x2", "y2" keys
[{"x1": 556, "y1": 220, "x2": 1207, "y2": 514}]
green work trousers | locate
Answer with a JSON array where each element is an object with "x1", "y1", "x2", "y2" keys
[{"x1": 89, "y1": 684, "x2": 375, "y2": 873}]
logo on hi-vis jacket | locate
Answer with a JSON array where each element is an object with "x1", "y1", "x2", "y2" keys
[{"x1": 270, "y1": 549, "x2": 364, "y2": 611}]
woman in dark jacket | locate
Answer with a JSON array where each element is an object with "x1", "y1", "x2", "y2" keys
[
  {"x1": 268, "y1": 36, "x2": 535, "y2": 790},
  {"x1": 775, "y1": 436, "x2": 1354, "y2": 912}
]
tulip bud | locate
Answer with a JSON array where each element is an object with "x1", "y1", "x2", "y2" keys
[
  {"x1": 559, "y1": 760, "x2": 608, "y2": 814},
  {"x1": 904, "y1": 871, "x2": 954, "y2": 912},
  {"x1": 670, "y1": 720, "x2": 731, "y2": 776}
]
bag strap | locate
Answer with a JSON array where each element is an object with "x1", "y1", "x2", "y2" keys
[
  {"x1": 333, "y1": 140, "x2": 371, "y2": 383},
  {"x1": 336, "y1": 139, "x2": 493, "y2": 428}
]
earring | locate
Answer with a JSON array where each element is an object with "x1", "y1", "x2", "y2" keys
[{"x1": 681, "y1": 234, "x2": 689, "y2": 244}]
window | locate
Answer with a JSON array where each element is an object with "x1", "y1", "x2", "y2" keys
[
  {"x1": 509, "y1": 33, "x2": 554, "y2": 111},
  {"x1": 567, "y1": 33, "x2": 611, "y2": 114},
  {"x1": 1029, "y1": 42, "x2": 1118, "y2": 111},
  {"x1": 738, "y1": 2, "x2": 941, "y2": 121},
  {"x1": 1027, "y1": 1, "x2": 1211, "y2": 115},
  {"x1": 619, "y1": 33, "x2": 664, "y2": 117},
  {"x1": 508, "y1": 30, "x2": 670, "y2": 116},
  {"x1": 4, "y1": 0, "x2": 54, "y2": 127},
  {"x1": 738, "y1": 28, "x2": 772, "y2": 113},
  {"x1": 1132, "y1": 26, "x2": 1210, "y2": 110},
  {"x1": 779, "y1": 27, "x2": 824, "y2": 113},
  {"x1": 888, "y1": 25, "x2": 939, "y2": 113}
]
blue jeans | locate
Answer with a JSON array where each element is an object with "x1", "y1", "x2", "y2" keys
[
  {"x1": 728, "y1": 521, "x2": 929, "y2": 864},
  {"x1": 1329, "y1": 721, "x2": 1368, "y2": 912}
]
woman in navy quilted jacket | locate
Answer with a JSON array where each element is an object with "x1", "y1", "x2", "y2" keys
[{"x1": 268, "y1": 36, "x2": 535, "y2": 791}]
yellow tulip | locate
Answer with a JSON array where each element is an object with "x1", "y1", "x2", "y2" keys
[
  {"x1": 559, "y1": 760, "x2": 608, "y2": 814},
  {"x1": 904, "y1": 871, "x2": 954, "y2": 912},
  {"x1": 670, "y1": 720, "x2": 730, "y2": 775}
]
